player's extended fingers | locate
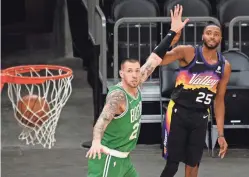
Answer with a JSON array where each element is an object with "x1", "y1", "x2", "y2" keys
[
  {"x1": 218, "y1": 143, "x2": 223, "y2": 154},
  {"x1": 218, "y1": 147, "x2": 226, "y2": 158},
  {"x1": 218, "y1": 149, "x2": 222, "y2": 156},
  {"x1": 182, "y1": 18, "x2": 190, "y2": 26},
  {"x1": 176, "y1": 4, "x2": 180, "y2": 16},
  {"x1": 92, "y1": 149, "x2": 97, "y2": 159},
  {"x1": 219, "y1": 150, "x2": 226, "y2": 159},
  {"x1": 174, "y1": 5, "x2": 178, "y2": 17},
  {"x1": 218, "y1": 150, "x2": 223, "y2": 158},
  {"x1": 175, "y1": 5, "x2": 180, "y2": 17},
  {"x1": 88, "y1": 148, "x2": 95, "y2": 159},
  {"x1": 86, "y1": 147, "x2": 93, "y2": 158},
  {"x1": 85, "y1": 150, "x2": 90, "y2": 158},
  {"x1": 97, "y1": 149, "x2": 102, "y2": 159},
  {"x1": 170, "y1": 9, "x2": 173, "y2": 19},
  {"x1": 222, "y1": 144, "x2": 228, "y2": 158},
  {"x1": 87, "y1": 149, "x2": 93, "y2": 159},
  {"x1": 179, "y1": 5, "x2": 183, "y2": 17},
  {"x1": 221, "y1": 150, "x2": 227, "y2": 158}
]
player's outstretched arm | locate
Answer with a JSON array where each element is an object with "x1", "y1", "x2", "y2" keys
[
  {"x1": 140, "y1": 4, "x2": 189, "y2": 84},
  {"x1": 86, "y1": 90, "x2": 126, "y2": 159},
  {"x1": 214, "y1": 60, "x2": 231, "y2": 159}
]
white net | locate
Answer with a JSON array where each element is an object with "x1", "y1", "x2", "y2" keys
[{"x1": 6, "y1": 66, "x2": 73, "y2": 149}]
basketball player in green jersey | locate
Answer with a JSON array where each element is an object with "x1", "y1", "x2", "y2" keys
[
  {"x1": 87, "y1": 58, "x2": 142, "y2": 177},
  {"x1": 86, "y1": 4, "x2": 189, "y2": 177}
]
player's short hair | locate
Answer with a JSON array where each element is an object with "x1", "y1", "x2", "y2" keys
[
  {"x1": 203, "y1": 23, "x2": 221, "y2": 32},
  {"x1": 121, "y1": 58, "x2": 140, "y2": 66}
]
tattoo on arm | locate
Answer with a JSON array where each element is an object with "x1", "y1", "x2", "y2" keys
[
  {"x1": 140, "y1": 61, "x2": 155, "y2": 82},
  {"x1": 140, "y1": 53, "x2": 162, "y2": 83},
  {"x1": 93, "y1": 90, "x2": 126, "y2": 141}
]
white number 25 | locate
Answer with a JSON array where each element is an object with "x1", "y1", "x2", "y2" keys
[{"x1": 196, "y1": 92, "x2": 213, "y2": 105}]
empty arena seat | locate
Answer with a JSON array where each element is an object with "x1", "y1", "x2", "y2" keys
[
  {"x1": 222, "y1": 49, "x2": 249, "y2": 85},
  {"x1": 218, "y1": 0, "x2": 249, "y2": 25},
  {"x1": 163, "y1": 0, "x2": 212, "y2": 46},
  {"x1": 209, "y1": 49, "x2": 249, "y2": 154},
  {"x1": 221, "y1": 49, "x2": 249, "y2": 125},
  {"x1": 207, "y1": 0, "x2": 222, "y2": 16},
  {"x1": 223, "y1": 49, "x2": 249, "y2": 69},
  {"x1": 112, "y1": 0, "x2": 159, "y2": 21},
  {"x1": 164, "y1": 0, "x2": 212, "y2": 16},
  {"x1": 218, "y1": 0, "x2": 249, "y2": 55},
  {"x1": 216, "y1": 0, "x2": 226, "y2": 7},
  {"x1": 111, "y1": 0, "x2": 160, "y2": 77},
  {"x1": 222, "y1": 87, "x2": 249, "y2": 126},
  {"x1": 100, "y1": 0, "x2": 115, "y2": 19},
  {"x1": 160, "y1": 61, "x2": 179, "y2": 98}
]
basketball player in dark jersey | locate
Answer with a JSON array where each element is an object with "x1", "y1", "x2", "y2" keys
[{"x1": 140, "y1": 20, "x2": 231, "y2": 177}]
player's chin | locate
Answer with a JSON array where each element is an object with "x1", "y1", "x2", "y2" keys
[
  {"x1": 207, "y1": 44, "x2": 218, "y2": 50},
  {"x1": 208, "y1": 42, "x2": 219, "y2": 49},
  {"x1": 130, "y1": 82, "x2": 139, "y2": 88}
]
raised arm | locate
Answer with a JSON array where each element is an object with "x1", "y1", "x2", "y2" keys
[
  {"x1": 86, "y1": 90, "x2": 126, "y2": 159},
  {"x1": 140, "y1": 4, "x2": 189, "y2": 84},
  {"x1": 214, "y1": 60, "x2": 231, "y2": 159},
  {"x1": 159, "y1": 45, "x2": 186, "y2": 65},
  {"x1": 140, "y1": 45, "x2": 185, "y2": 83}
]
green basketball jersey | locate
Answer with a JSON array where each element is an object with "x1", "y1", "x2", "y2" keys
[{"x1": 101, "y1": 83, "x2": 142, "y2": 152}]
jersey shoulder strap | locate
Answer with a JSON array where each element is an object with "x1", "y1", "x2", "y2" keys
[
  {"x1": 218, "y1": 53, "x2": 226, "y2": 77},
  {"x1": 106, "y1": 83, "x2": 128, "y2": 103},
  {"x1": 108, "y1": 83, "x2": 124, "y2": 93},
  {"x1": 195, "y1": 45, "x2": 204, "y2": 62}
]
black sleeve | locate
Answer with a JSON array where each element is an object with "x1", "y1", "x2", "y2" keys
[{"x1": 152, "y1": 30, "x2": 176, "y2": 59}]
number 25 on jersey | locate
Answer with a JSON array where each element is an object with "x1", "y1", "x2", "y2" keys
[{"x1": 196, "y1": 92, "x2": 213, "y2": 105}]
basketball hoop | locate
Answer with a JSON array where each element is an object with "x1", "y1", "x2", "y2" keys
[{"x1": 1, "y1": 65, "x2": 73, "y2": 149}]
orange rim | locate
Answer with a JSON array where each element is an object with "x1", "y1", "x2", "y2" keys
[{"x1": 1, "y1": 65, "x2": 73, "y2": 85}]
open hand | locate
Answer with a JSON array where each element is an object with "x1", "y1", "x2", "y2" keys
[
  {"x1": 86, "y1": 141, "x2": 109, "y2": 159},
  {"x1": 218, "y1": 136, "x2": 228, "y2": 159},
  {"x1": 170, "y1": 4, "x2": 189, "y2": 33}
]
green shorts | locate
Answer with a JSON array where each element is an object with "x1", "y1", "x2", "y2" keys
[{"x1": 87, "y1": 154, "x2": 138, "y2": 177}]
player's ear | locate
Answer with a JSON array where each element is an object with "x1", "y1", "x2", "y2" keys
[{"x1": 119, "y1": 70, "x2": 124, "y2": 78}]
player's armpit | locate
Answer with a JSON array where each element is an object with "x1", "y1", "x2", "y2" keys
[
  {"x1": 93, "y1": 90, "x2": 126, "y2": 141},
  {"x1": 160, "y1": 45, "x2": 186, "y2": 66},
  {"x1": 214, "y1": 60, "x2": 231, "y2": 136}
]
